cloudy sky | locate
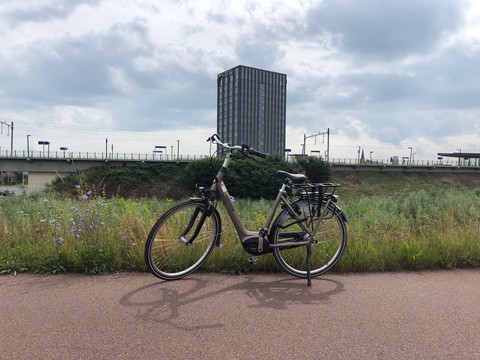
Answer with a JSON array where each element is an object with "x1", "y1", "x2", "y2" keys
[{"x1": 1, "y1": 0, "x2": 480, "y2": 161}]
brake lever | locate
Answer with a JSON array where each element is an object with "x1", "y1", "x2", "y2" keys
[{"x1": 240, "y1": 145, "x2": 257, "y2": 162}]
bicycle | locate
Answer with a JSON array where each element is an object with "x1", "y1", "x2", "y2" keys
[{"x1": 145, "y1": 134, "x2": 347, "y2": 286}]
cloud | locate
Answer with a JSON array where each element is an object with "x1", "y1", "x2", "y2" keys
[
  {"x1": 3, "y1": 0, "x2": 102, "y2": 25},
  {"x1": 0, "y1": 0, "x2": 479, "y2": 158},
  {"x1": 306, "y1": 0, "x2": 465, "y2": 60}
]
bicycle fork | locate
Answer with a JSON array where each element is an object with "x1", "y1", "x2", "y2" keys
[{"x1": 178, "y1": 203, "x2": 215, "y2": 246}]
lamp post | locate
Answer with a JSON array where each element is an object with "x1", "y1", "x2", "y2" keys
[
  {"x1": 177, "y1": 140, "x2": 180, "y2": 160},
  {"x1": 370, "y1": 151, "x2": 373, "y2": 163},
  {"x1": 408, "y1": 147, "x2": 413, "y2": 164},
  {"x1": 60, "y1": 147, "x2": 68, "y2": 158},
  {"x1": 38, "y1": 141, "x2": 50, "y2": 157},
  {"x1": 154, "y1": 145, "x2": 166, "y2": 160},
  {"x1": 27, "y1": 135, "x2": 31, "y2": 157}
]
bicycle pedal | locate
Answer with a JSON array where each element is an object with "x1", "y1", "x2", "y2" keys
[{"x1": 248, "y1": 256, "x2": 258, "y2": 264}]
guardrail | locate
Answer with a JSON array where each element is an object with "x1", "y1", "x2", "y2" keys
[
  {"x1": 0, "y1": 150, "x2": 208, "y2": 162},
  {"x1": 328, "y1": 158, "x2": 478, "y2": 167}
]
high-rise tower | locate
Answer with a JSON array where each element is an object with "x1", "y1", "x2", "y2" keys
[{"x1": 217, "y1": 65, "x2": 287, "y2": 154}]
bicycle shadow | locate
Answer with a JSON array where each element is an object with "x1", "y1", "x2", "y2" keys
[{"x1": 119, "y1": 274, "x2": 345, "y2": 331}]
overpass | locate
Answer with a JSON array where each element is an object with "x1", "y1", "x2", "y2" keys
[
  {"x1": 0, "y1": 151, "x2": 203, "y2": 193},
  {"x1": 1, "y1": 151, "x2": 479, "y2": 193}
]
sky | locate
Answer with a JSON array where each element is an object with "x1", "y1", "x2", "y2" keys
[{"x1": 1, "y1": 0, "x2": 480, "y2": 162}]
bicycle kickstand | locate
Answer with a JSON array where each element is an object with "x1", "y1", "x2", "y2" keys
[{"x1": 306, "y1": 244, "x2": 312, "y2": 286}]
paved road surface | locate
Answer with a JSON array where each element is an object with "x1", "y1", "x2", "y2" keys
[{"x1": 1, "y1": 270, "x2": 479, "y2": 359}]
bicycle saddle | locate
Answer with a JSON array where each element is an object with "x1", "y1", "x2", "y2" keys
[{"x1": 276, "y1": 171, "x2": 307, "y2": 183}]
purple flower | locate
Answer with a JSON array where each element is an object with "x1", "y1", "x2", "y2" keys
[
  {"x1": 75, "y1": 185, "x2": 81, "y2": 189},
  {"x1": 54, "y1": 237, "x2": 63, "y2": 245},
  {"x1": 43, "y1": 199, "x2": 49, "y2": 203}
]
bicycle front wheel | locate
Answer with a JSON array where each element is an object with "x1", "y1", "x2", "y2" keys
[
  {"x1": 271, "y1": 200, "x2": 347, "y2": 278},
  {"x1": 145, "y1": 201, "x2": 221, "y2": 280}
]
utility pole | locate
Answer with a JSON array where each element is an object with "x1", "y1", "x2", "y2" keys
[
  {"x1": 303, "y1": 128, "x2": 330, "y2": 161},
  {"x1": 0, "y1": 121, "x2": 14, "y2": 155}
]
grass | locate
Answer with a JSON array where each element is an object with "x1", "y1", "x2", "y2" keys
[{"x1": 1, "y1": 176, "x2": 480, "y2": 275}]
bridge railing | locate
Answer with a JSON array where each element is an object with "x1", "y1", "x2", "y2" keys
[
  {"x1": 0, "y1": 150, "x2": 209, "y2": 162},
  {"x1": 329, "y1": 158, "x2": 479, "y2": 167},
  {"x1": 0, "y1": 150, "x2": 478, "y2": 167}
]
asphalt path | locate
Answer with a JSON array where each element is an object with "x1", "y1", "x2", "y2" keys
[{"x1": 1, "y1": 270, "x2": 479, "y2": 359}]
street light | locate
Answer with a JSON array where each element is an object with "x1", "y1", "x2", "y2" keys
[
  {"x1": 408, "y1": 147, "x2": 413, "y2": 164},
  {"x1": 60, "y1": 146, "x2": 68, "y2": 158},
  {"x1": 27, "y1": 135, "x2": 31, "y2": 157},
  {"x1": 154, "y1": 145, "x2": 166, "y2": 160},
  {"x1": 370, "y1": 151, "x2": 373, "y2": 163},
  {"x1": 38, "y1": 141, "x2": 50, "y2": 157}
]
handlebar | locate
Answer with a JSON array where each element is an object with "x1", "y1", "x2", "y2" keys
[{"x1": 207, "y1": 134, "x2": 268, "y2": 158}]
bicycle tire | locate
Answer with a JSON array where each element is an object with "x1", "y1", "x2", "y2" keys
[
  {"x1": 271, "y1": 200, "x2": 346, "y2": 278},
  {"x1": 145, "y1": 200, "x2": 221, "y2": 280}
]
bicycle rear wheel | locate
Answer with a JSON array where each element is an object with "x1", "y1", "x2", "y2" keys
[
  {"x1": 271, "y1": 200, "x2": 346, "y2": 278},
  {"x1": 145, "y1": 201, "x2": 221, "y2": 280}
]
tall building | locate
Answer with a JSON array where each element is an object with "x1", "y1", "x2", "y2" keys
[{"x1": 217, "y1": 65, "x2": 287, "y2": 155}]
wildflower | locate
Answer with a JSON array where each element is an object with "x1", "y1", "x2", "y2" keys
[
  {"x1": 70, "y1": 206, "x2": 78, "y2": 212},
  {"x1": 50, "y1": 219, "x2": 56, "y2": 225},
  {"x1": 43, "y1": 199, "x2": 49, "y2": 203},
  {"x1": 53, "y1": 237, "x2": 64, "y2": 245},
  {"x1": 81, "y1": 194, "x2": 88, "y2": 200},
  {"x1": 75, "y1": 185, "x2": 81, "y2": 189}
]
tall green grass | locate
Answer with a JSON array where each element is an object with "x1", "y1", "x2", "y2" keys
[{"x1": 1, "y1": 186, "x2": 479, "y2": 274}]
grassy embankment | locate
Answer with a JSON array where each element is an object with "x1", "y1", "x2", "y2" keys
[{"x1": 1, "y1": 171, "x2": 479, "y2": 274}]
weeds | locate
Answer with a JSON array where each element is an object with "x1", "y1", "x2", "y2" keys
[{"x1": 1, "y1": 185, "x2": 479, "y2": 275}]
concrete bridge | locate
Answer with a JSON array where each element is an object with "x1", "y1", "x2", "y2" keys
[
  {"x1": 0, "y1": 152, "x2": 200, "y2": 193},
  {"x1": 1, "y1": 151, "x2": 479, "y2": 193}
]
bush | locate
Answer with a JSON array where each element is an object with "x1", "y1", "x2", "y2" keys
[
  {"x1": 294, "y1": 156, "x2": 331, "y2": 183},
  {"x1": 48, "y1": 155, "x2": 331, "y2": 200},
  {"x1": 181, "y1": 154, "x2": 302, "y2": 199}
]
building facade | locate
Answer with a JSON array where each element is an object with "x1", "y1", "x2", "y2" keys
[{"x1": 217, "y1": 65, "x2": 287, "y2": 155}]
